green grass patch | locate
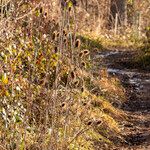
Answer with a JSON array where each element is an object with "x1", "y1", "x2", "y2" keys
[{"x1": 77, "y1": 35, "x2": 103, "y2": 51}]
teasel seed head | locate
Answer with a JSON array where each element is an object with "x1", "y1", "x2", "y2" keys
[
  {"x1": 52, "y1": 31, "x2": 57, "y2": 40},
  {"x1": 63, "y1": 29, "x2": 66, "y2": 35},
  {"x1": 79, "y1": 52, "x2": 83, "y2": 58},
  {"x1": 75, "y1": 39, "x2": 81, "y2": 48},
  {"x1": 81, "y1": 61, "x2": 86, "y2": 68},
  {"x1": 61, "y1": 102, "x2": 66, "y2": 108},
  {"x1": 81, "y1": 87, "x2": 84, "y2": 92},
  {"x1": 44, "y1": 12, "x2": 47, "y2": 17},
  {"x1": 54, "y1": 46, "x2": 58, "y2": 53},
  {"x1": 83, "y1": 49, "x2": 90, "y2": 56},
  {"x1": 70, "y1": 71, "x2": 76, "y2": 79},
  {"x1": 40, "y1": 7, "x2": 43, "y2": 14},
  {"x1": 74, "y1": 80, "x2": 79, "y2": 87},
  {"x1": 64, "y1": 38, "x2": 67, "y2": 44},
  {"x1": 96, "y1": 120, "x2": 102, "y2": 125},
  {"x1": 87, "y1": 120, "x2": 92, "y2": 126},
  {"x1": 57, "y1": 32, "x2": 60, "y2": 38},
  {"x1": 74, "y1": 67, "x2": 77, "y2": 71},
  {"x1": 65, "y1": 32, "x2": 67, "y2": 37},
  {"x1": 82, "y1": 102, "x2": 87, "y2": 106}
]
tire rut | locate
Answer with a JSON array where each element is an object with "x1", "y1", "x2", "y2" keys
[{"x1": 95, "y1": 49, "x2": 150, "y2": 149}]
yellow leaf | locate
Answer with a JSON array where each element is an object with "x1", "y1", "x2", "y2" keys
[
  {"x1": 2, "y1": 73, "x2": 8, "y2": 85},
  {"x1": 5, "y1": 90, "x2": 10, "y2": 97}
]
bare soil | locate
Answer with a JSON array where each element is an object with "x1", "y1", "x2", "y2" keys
[{"x1": 95, "y1": 49, "x2": 150, "y2": 150}]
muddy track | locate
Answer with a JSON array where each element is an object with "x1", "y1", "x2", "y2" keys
[{"x1": 95, "y1": 49, "x2": 150, "y2": 150}]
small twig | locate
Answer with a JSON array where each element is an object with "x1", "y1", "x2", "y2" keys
[
  {"x1": 67, "y1": 127, "x2": 90, "y2": 147},
  {"x1": 15, "y1": 2, "x2": 42, "y2": 21}
]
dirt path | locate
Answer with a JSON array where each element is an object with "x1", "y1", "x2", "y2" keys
[{"x1": 95, "y1": 49, "x2": 150, "y2": 150}]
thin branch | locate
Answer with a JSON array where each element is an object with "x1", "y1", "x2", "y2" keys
[
  {"x1": 15, "y1": 2, "x2": 42, "y2": 21},
  {"x1": 67, "y1": 127, "x2": 90, "y2": 147}
]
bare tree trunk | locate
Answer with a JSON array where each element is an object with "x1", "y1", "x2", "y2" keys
[{"x1": 109, "y1": 0, "x2": 126, "y2": 27}]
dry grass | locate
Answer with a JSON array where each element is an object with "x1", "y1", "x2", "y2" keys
[{"x1": 0, "y1": 1, "x2": 131, "y2": 150}]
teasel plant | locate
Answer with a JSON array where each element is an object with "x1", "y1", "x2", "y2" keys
[
  {"x1": 47, "y1": 0, "x2": 93, "y2": 149},
  {"x1": 0, "y1": 1, "x2": 94, "y2": 149}
]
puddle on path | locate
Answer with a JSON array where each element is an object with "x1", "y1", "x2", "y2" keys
[{"x1": 96, "y1": 50, "x2": 150, "y2": 110}]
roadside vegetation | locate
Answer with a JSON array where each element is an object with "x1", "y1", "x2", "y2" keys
[
  {"x1": 0, "y1": 1, "x2": 126, "y2": 150},
  {"x1": 0, "y1": 0, "x2": 149, "y2": 150}
]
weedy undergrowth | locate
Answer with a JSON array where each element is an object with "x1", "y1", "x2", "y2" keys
[{"x1": 0, "y1": 1, "x2": 124, "y2": 150}]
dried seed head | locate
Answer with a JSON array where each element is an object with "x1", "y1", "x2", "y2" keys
[
  {"x1": 75, "y1": 39, "x2": 81, "y2": 48},
  {"x1": 64, "y1": 38, "x2": 67, "y2": 44},
  {"x1": 74, "y1": 67, "x2": 77, "y2": 71},
  {"x1": 52, "y1": 31, "x2": 57, "y2": 40},
  {"x1": 74, "y1": 80, "x2": 79, "y2": 86},
  {"x1": 63, "y1": 29, "x2": 66, "y2": 35},
  {"x1": 65, "y1": 33, "x2": 67, "y2": 36},
  {"x1": 83, "y1": 49, "x2": 90, "y2": 55},
  {"x1": 61, "y1": 102, "x2": 66, "y2": 107},
  {"x1": 57, "y1": 32, "x2": 60, "y2": 37},
  {"x1": 96, "y1": 120, "x2": 102, "y2": 125},
  {"x1": 79, "y1": 52, "x2": 83, "y2": 58},
  {"x1": 40, "y1": 7, "x2": 43, "y2": 14},
  {"x1": 81, "y1": 61, "x2": 86, "y2": 67},
  {"x1": 87, "y1": 121, "x2": 92, "y2": 126},
  {"x1": 81, "y1": 87, "x2": 84, "y2": 92},
  {"x1": 44, "y1": 12, "x2": 47, "y2": 17},
  {"x1": 70, "y1": 71, "x2": 75, "y2": 79},
  {"x1": 54, "y1": 46, "x2": 58, "y2": 53},
  {"x1": 82, "y1": 102, "x2": 87, "y2": 106}
]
